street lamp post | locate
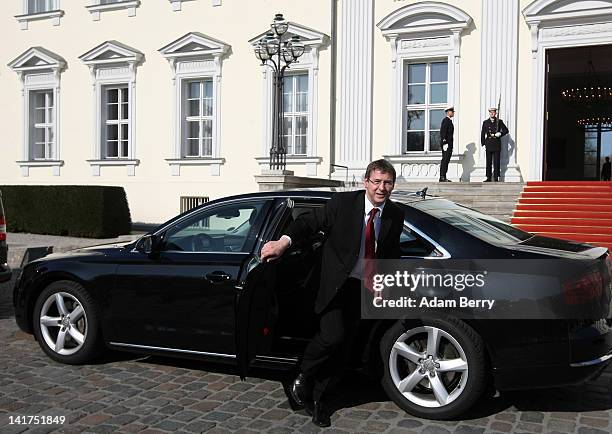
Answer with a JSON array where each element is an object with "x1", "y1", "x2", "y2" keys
[{"x1": 254, "y1": 14, "x2": 305, "y2": 170}]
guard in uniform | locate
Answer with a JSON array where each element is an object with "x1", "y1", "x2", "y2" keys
[
  {"x1": 481, "y1": 107, "x2": 509, "y2": 182},
  {"x1": 439, "y1": 106, "x2": 455, "y2": 182}
]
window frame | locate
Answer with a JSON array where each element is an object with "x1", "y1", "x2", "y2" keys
[
  {"x1": 404, "y1": 60, "x2": 449, "y2": 154},
  {"x1": 102, "y1": 85, "x2": 130, "y2": 159},
  {"x1": 282, "y1": 72, "x2": 309, "y2": 157},
  {"x1": 183, "y1": 79, "x2": 214, "y2": 158},
  {"x1": 86, "y1": 0, "x2": 141, "y2": 21},
  {"x1": 29, "y1": 89, "x2": 55, "y2": 160}
]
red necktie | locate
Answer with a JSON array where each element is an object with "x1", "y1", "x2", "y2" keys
[{"x1": 364, "y1": 208, "x2": 379, "y2": 294}]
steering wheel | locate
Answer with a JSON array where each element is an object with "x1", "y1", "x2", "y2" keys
[{"x1": 191, "y1": 232, "x2": 214, "y2": 251}]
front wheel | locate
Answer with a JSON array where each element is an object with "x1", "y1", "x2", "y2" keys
[
  {"x1": 33, "y1": 280, "x2": 104, "y2": 364},
  {"x1": 380, "y1": 317, "x2": 486, "y2": 419}
]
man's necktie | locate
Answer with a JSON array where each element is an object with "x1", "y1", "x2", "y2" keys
[{"x1": 364, "y1": 208, "x2": 379, "y2": 294}]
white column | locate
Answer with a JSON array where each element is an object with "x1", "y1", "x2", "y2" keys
[
  {"x1": 477, "y1": 0, "x2": 521, "y2": 181},
  {"x1": 338, "y1": 0, "x2": 374, "y2": 176}
]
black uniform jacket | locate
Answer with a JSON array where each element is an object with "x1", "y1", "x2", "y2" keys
[
  {"x1": 440, "y1": 116, "x2": 454, "y2": 147},
  {"x1": 284, "y1": 190, "x2": 404, "y2": 313},
  {"x1": 481, "y1": 118, "x2": 509, "y2": 152}
]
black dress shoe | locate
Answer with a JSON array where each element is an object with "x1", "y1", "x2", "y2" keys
[
  {"x1": 288, "y1": 373, "x2": 312, "y2": 409},
  {"x1": 439, "y1": 178, "x2": 451, "y2": 182},
  {"x1": 494, "y1": 177, "x2": 500, "y2": 182},
  {"x1": 483, "y1": 178, "x2": 492, "y2": 182},
  {"x1": 312, "y1": 400, "x2": 331, "y2": 427}
]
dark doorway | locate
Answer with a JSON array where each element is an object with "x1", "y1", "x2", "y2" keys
[{"x1": 544, "y1": 45, "x2": 612, "y2": 180}]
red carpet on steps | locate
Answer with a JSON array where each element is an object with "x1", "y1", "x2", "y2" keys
[{"x1": 511, "y1": 181, "x2": 612, "y2": 252}]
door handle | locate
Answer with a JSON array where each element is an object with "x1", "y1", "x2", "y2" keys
[{"x1": 205, "y1": 271, "x2": 231, "y2": 283}]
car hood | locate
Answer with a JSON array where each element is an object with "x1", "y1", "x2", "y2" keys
[
  {"x1": 33, "y1": 241, "x2": 134, "y2": 263},
  {"x1": 510, "y1": 235, "x2": 608, "y2": 259}
]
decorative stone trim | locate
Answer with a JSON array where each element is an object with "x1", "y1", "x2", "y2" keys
[
  {"x1": 377, "y1": 2, "x2": 472, "y2": 159},
  {"x1": 16, "y1": 160, "x2": 64, "y2": 177},
  {"x1": 385, "y1": 153, "x2": 464, "y2": 181},
  {"x1": 80, "y1": 41, "x2": 144, "y2": 167},
  {"x1": 522, "y1": 0, "x2": 612, "y2": 180},
  {"x1": 86, "y1": 0, "x2": 140, "y2": 21},
  {"x1": 8, "y1": 47, "x2": 67, "y2": 176},
  {"x1": 255, "y1": 156, "x2": 322, "y2": 177},
  {"x1": 87, "y1": 159, "x2": 140, "y2": 176},
  {"x1": 159, "y1": 32, "x2": 230, "y2": 174},
  {"x1": 15, "y1": 9, "x2": 64, "y2": 30},
  {"x1": 165, "y1": 158, "x2": 225, "y2": 176}
]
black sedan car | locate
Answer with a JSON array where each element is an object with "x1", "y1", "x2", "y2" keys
[{"x1": 13, "y1": 189, "x2": 612, "y2": 419}]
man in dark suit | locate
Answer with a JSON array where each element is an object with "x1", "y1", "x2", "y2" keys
[
  {"x1": 439, "y1": 106, "x2": 455, "y2": 182},
  {"x1": 260, "y1": 159, "x2": 404, "y2": 427},
  {"x1": 481, "y1": 107, "x2": 509, "y2": 182}
]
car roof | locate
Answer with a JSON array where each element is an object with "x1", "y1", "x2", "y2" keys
[{"x1": 205, "y1": 187, "x2": 439, "y2": 206}]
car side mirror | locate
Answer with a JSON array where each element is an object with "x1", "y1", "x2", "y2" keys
[{"x1": 138, "y1": 234, "x2": 161, "y2": 256}]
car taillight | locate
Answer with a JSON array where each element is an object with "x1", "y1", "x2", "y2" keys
[
  {"x1": 563, "y1": 269, "x2": 603, "y2": 305},
  {"x1": 0, "y1": 216, "x2": 6, "y2": 241}
]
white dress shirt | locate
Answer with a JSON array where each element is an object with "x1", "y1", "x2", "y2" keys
[{"x1": 349, "y1": 195, "x2": 386, "y2": 279}]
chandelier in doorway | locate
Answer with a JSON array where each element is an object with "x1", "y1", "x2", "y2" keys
[{"x1": 561, "y1": 59, "x2": 612, "y2": 104}]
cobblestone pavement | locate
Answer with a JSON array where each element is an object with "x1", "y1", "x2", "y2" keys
[{"x1": 1, "y1": 274, "x2": 612, "y2": 433}]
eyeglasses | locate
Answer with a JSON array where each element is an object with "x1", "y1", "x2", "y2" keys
[{"x1": 367, "y1": 179, "x2": 395, "y2": 187}]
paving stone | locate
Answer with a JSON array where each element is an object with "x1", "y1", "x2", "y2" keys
[
  {"x1": 153, "y1": 419, "x2": 185, "y2": 432},
  {"x1": 397, "y1": 419, "x2": 423, "y2": 429},
  {"x1": 454, "y1": 426, "x2": 485, "y2": 434},
  {"x1": 547, "y1": 418, "x2": 576, "y2": 432},
  {"x1": 515, "y1": 421, "x2": 544, "y2": 433},
  {"x1": 520, "y1": 412, "x2": 545, "y2": 423},
  {"x1": 489, "y1": 421, "x2": 513, "y2": 432},
  {"x1": 421, "y1": 426, "x2": 452, "y2": 434},
  {"x1": 203, "y1": 411, "x2": 234, "y2": 422},
  {"x1": 184, "y1": 420, "x2": 217, "y2": 433},
  {"x1": 580, "y1": 417, "x2": 609, "y2": 428}
]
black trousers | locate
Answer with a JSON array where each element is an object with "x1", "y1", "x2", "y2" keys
[
  {"x1": 486, "y1": 149, "x2": 501, "y2": 180},
  {"x1": 300, "y1": 278, "x2": 361, "y2": 401},
  {"x1": 440, "y1": 145, "x2": 453, "y2": 179}
]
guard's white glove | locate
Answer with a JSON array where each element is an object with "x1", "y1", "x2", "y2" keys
[
  {"x1": 442, "y1": 143, "x2": 448, "y2": 152},
  {"x1": 494, "y1": 132, "x2": 502, "y2": 138}
]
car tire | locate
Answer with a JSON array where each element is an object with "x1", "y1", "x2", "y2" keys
[
  {"x1": 380, "y1": 316, "x2": 486, "y2": 420},
  {"x1": 33, "y1": 280, "x2": 104, "y2": 364}
]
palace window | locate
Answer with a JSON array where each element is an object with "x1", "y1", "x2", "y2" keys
[
  {"x1": 404, "y1": 61, "x2": 448, "y2": 153},
  {"x1": 29, "y1": 90, "x2": 55, "y2": 159},
  {"x1": 282, "y1": 73, "x2": 309, "y2": 156},
  {"x1": 183, "y1": 79, "x2": 214, "y2": 158}
]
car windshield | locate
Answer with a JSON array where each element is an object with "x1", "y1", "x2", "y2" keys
[{"x1": 410, "y1": 199, "x2": 533, "y2": 245}]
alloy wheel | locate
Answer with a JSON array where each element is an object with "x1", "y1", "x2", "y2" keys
[
  {"x1": 389, "y1": 326, "x2": 469, "y2": 408},
  {"x1": 39, "y1": 292, "x2": 88, "y2": 356}
]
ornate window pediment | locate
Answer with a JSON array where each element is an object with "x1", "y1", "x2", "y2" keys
[
  {"x1": 8, "y1": 46, "x2": 66, "y2": 75},
  {"x1": 159, "y1": 32, "x2": 230, "y2": 63},
  {"x1": 523, "y1": 0, "x2": 612, "y2": 22},
  {"x1": 377, "y1": 1, "x2": 472, "y2": 37}
]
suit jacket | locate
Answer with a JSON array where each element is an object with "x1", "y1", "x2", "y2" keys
[
  {"x1": 481, "y1": 118, "x2": 509, "y2": 152},
  {"x1": 285, "y1": 190, "x2": 404, "y2": 313},
  {"x1": 440, "y1": 116, "x2": 454, "y2": 148}
]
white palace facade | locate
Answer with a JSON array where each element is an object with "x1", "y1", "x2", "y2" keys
[{"x1": 2, "y1": 0, "x2": 612, "y2": 222}]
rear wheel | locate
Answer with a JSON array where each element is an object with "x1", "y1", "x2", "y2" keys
[
  {"x1": 380, "y1": 317, "x2": 486, "y2": 419},
  {"x1": 33, "y1": 280, "x2": 103, "y2": 364}
]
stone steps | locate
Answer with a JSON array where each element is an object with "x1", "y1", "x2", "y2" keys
[{"x1": 395, "y1": 182, "x2": 524, "y2": 222}]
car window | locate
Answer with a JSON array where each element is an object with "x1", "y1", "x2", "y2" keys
[
  {"x1": 400, "y1": 226, "x2": 441, "y2": 257},
  {"x1": 162, "y1": 200, "x2": 268, "y2": 253},
  {"x1": 412, "y1": 199, "x2": 531, "y2": 245}
]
